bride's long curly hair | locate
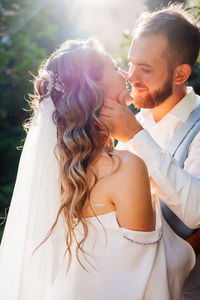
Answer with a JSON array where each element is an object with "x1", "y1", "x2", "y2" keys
[{"x1": 29, "y1": 38, "x2": 116, "y2": 270}]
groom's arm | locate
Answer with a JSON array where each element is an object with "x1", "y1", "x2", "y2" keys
[{"x1": 100, "y1": 98, "x2": 200, "y2": 229}]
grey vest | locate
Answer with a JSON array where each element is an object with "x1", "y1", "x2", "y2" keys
[
  {"x1": 161, "y1": 105, "x2": 200, "y2": 239},
  {"x1": 160, "y1": 104, "x2": 200, "y2": 294}
]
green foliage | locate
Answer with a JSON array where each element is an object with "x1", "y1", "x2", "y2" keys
[
  {"x1": 144, "y1": 0, "x2": 185, "y2": 11},
  {"x1": 186, "y1": 0, "x2": 200, "y2": 23},
  {"x1": 116, "y1": 30, "x2": 132, "y2": 70},
  {"x1": 186, "y1": 1, "x2": 200, "y2": 93},
  {"x1": 116, "y1": 30, "x2": 138, "y2": 115},
  {"x1": 188, "y1": 63, "x2": 200, "y2": 94}
]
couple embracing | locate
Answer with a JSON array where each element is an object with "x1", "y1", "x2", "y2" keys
[{"x1": 0, "y1": 4, "x2": 199, "y2": 300}]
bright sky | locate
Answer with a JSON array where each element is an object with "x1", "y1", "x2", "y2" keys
[{"x1": 73, "y1": 0, "x2": 146, "y2": 54}]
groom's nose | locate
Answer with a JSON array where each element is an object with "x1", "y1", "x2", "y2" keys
[{"x1": 128, "y1": 68, "x2": 141, "y2": 85}]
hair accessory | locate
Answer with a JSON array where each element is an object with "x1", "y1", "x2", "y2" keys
[
  {"x1": 52, "y1": 72, "x2": 65, "y2": 94},
  {"x1": 38, "y1": 69, "x2": 65, "y2": 95}
]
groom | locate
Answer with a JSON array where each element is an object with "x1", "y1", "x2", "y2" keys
[{"x1": 101, "y1": 4, "x2": 200, "y2": 300}]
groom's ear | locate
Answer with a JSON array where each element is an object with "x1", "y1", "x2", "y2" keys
[{"x1": 173, "y1": 64, "x2": 191, "y2": 85}]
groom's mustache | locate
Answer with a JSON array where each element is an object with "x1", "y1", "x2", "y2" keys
[
  {"x1": 132, "y1": 83, "x2": 147, "y2": 90},
  {"x1": 126, "y1": 79, "x2": 148, "y2": 92},
  {"x1": 133, "y1": 83, "x2": 146, "y2": 88}
]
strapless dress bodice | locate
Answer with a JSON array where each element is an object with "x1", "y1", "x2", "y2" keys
[{"x1": 49, "y1": 204, "x2": 195, "y2": 300}]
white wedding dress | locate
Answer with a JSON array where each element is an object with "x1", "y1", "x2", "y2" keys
[{"x1": 48, "y1": 203, "x2": 195, "y2": 300}]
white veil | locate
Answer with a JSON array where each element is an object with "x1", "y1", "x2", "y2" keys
[{"x1": 0, "y1": 97, "x2": 66, "y2": 299}]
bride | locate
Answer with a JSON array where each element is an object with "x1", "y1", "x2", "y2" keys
[{"x1": 0, "y1": 38, "x2": 195, "y2": 300}]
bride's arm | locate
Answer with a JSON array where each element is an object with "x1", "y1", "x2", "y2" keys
[{"x1": 109, "y1": 151, "x2": 155, "y2": 231}]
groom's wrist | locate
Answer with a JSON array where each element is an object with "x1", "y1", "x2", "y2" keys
[{"x1": 128, "y1": 123, "x2": 143, "y2": 141}]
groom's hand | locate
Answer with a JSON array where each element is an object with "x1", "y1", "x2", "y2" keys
[{"x1": 100, "y1": 93, "x2": 143, "y2": 143}]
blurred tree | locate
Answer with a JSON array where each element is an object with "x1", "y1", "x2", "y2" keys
[
  {"x1": 144, "y1": 0, "x2": 185, "y2": 11},
  {"x1": 116, "y1": 30, "x2": 138, "y2": 115},
  {"x1": 186, "y1": 0, "x2": 200, "y2": 93},
  {"x1": 187, "y1": 0, "x2": 200, "y2": 25},
  {"x1": 0, "y1": 0, "x2": 80, "y2": 241}
]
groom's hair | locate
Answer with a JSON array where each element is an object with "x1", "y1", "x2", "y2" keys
[{"x1": 133, "y1": 4, "x2": 200, "y2": 68}]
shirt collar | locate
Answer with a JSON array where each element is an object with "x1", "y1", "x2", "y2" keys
[
  {"x1": 169, "y1": 87, "x2": 200, "y2": 122},
  {"x1": 140, "y1": 87, "x2": 200, "y2": 123}
]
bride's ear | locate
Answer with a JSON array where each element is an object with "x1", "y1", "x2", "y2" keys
[{"x1": 173, "y1": 64, "x2": 191, "y2": 85}]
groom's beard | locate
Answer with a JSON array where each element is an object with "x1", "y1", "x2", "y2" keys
[{"x1": 132, "y1": 72, "x2": 173, "y2": 109}]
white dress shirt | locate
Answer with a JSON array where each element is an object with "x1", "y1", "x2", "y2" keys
[{"x1": 118, "y1": 87, "x2": 200, "y2": 229}]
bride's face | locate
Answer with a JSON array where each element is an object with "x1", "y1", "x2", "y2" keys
[{"x1": 100, "y1": 55, "x2": 130, "y2": 102}]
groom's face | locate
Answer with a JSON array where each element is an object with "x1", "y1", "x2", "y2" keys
[{"x1": 128, "y1": 34, "x2": 174, "y2": 109}]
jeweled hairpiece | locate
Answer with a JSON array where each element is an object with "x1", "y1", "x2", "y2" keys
[
  {"x1": 38, "y1": 69, "x2": 65, "y2": 95},
  {"x1": 52, "y1": 72, "x2": 65, "y2": 94}
]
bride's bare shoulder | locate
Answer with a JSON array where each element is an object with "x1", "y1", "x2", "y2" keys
[
  {"x1": 112, "y1": 149, "x2": 146, "y2": 172},
  {"x1": 90, "y1": 149, "x2": 148, "y2": 189},
  {"x1": 108, "y1": 149, "x2": 150, "y2": 197}
]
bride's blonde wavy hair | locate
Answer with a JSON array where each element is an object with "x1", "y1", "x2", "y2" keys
[{"x1": 29, "y1": 38, "x2": 116, "y2": 270}]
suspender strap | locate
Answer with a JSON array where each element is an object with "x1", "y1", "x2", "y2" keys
[
  {"x1": 165, "y1": 105, "x2": 200, "y2": 157},
  {"x1": 161, "y1": 105, "x2": 200, "y2": 240}
]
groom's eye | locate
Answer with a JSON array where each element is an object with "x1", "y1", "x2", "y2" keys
[{"x1": 142, "y1": 68, "x2": 151, "y2": 73}]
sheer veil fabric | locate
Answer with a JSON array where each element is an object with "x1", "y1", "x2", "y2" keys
[{"x1": 0, "y1": 97, "x2": 66, "y2": 299}]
